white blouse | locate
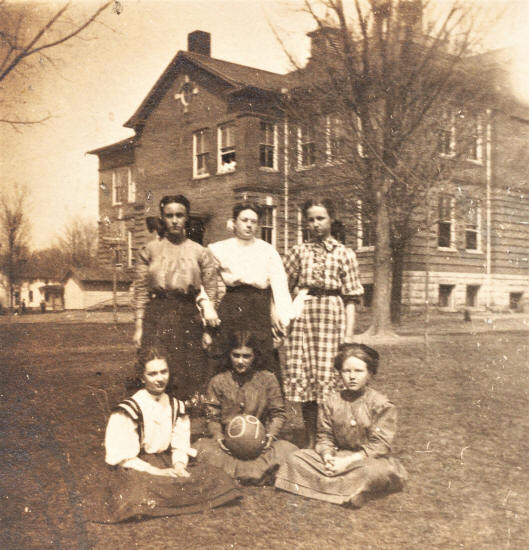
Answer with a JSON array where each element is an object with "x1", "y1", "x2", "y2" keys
[
  {"x1": 105, "y1": 389, "x2": 194, "y2": 468},
  {"x1": 208, "y1": 237, "x2": 293, "y2": 326}
]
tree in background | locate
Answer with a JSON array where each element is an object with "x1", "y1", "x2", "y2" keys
[
  {"x1": 56, "y1": 217, "x2": 98, "y2": 269},
  {"x1": 0, "y1": 184, "x2": 31, "y2": 309},
  {"x1": 0, "y1": 0, "x2": 111, "y2": 128},
  {"x1": 282, "y1": 0, "x2": 502, "y2": 334}
]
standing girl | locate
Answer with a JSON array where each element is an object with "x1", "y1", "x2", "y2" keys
[
  {"x1": 133, "y1": 194, "x2": 220, "y2": 399},
  {"x1": 284, "y1": 198, "x2": 363, "y2": 446}
]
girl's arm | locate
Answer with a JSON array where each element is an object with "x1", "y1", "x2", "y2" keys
[
  {"x1": 361, "y1": 400, "x2": 398, "y2": 458},
  {"x1": 343, "y1": 301, "x2": 356, "y2": 343},
  {"x1": 315, "y1": 400, "x2": 337, "y2": 459},
  {"x1": 132, "y1": 247, "x2": 151, "y2": 346},
  {"x1": 265, "y1": 374, "x2": 287, "y2": 438},
  {"x1": 204, "y1": 379, "x2": 224, "y2": 440}
]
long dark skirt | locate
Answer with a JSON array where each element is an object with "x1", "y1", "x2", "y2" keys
[
  {"x1": 195, "y1": 437, "x2": 298, "y2": 484},
  {"x1": 138, "y1": 295, "x2": 211, "y2": 400},
  {"x1": 212, "y1": 285, "x2": 279, "y2": 378},
  {"x1": 275, "y1": 449, "x2": 407, "y2": 507},
  {"x1": 86, "y1": 451, "x2": 241, "y2": 523}
]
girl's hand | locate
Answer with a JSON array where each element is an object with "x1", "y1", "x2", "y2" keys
[
  {"x1": 263, "y1": 434, "x2": 275, "y2": 451},
  {"x1": 201, "y1": 332, "x2": 213, "y2": 351},
  {"x1": 133, "y1": 321, "x2": 143, "y2": 348},
  {"x1": 172, "y1": 462, "x2": 191, "y2": 478},
  {"x1": 343, "y1": 335, "x2": 357, "y2": 345},
  {"x1": 154, "y1": 467, "x2": 180, "y2": 478},
  {"x1": 202, "y1": 301, "x2": 221, "y2": 327},
  {"x1": 217, "y1": 438, "x2": 232, "y2": 455}
]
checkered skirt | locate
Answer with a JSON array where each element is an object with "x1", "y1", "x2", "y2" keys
[{"x1": 284, "y1": 295, "x2": 344, "y2": 404}]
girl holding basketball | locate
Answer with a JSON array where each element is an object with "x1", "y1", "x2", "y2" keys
[{"x1": 195, "y1": 331, "x2": 297, "y2": 485}]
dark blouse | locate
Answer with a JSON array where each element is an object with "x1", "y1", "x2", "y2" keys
[{"x1": 205, "y1": 370, "x2": 286, "y2": 439}]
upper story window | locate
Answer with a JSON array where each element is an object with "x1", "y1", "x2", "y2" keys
[
  {"x1": 357, "y1": 200, "x2": 375, "y2": 249},
  {"x1": 438, "y1": 112, "x2": 456, "y2": 157},
  {"x1": 466, "y1": 115, "x2": 483, "y2": 163},
  {"x1": 127, "y1": 230, "x2": 134, "y2": 268},
  {"x1": 464, "y1": 198, "x2": 481, "y2": 251},
  {"x1": 112, "y1": 167, "x2": 133, "y2": 206},
  {"x1": 260, "y1": 206, "x2": 276, "y2": 245},
  {"x1": 193, "y1": 129, "x2": 209, "y2": 178},
  {"x1": 326, "y1": 114, "x2": 346, "y2": 163},
  {"x1": 297, "y1": 124, "x2": 315, "y2": 169},
  {"x1": 260, "y1": 121, "x2": 277, "y2": 170},
  {"x1": 438, "y1": 194, "x2": 455, "y2": 248},
  {"x1": 218, "y1": 123, "x2": 236, "y2": 173}
]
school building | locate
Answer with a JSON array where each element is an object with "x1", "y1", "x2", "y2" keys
[{"x1": 89, "y1": 30, "x2": 529, "y2": 312}]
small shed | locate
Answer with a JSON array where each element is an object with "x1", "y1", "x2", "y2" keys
[{"x1": 63, "y1": 267, "x2": 133, "y2": 310}]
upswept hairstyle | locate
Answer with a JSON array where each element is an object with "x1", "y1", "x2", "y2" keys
[
  {"x1": 224, "y1": 330, "x2": 262, "y2": 371},
  {"x1": 232, "y1": 202, "x2": 261, "y2": 220},
  {"x1": 159, "y1": 194, "x2": 191, "y2": 216},
  {"x1": 334, "y1": 343, "x2": 380, "y2": 375},
  {"x1": 302, "y1": 197, "x2": 336, "y2": 220},
  {"x1": 137, "y1": 346, "x2": 168, "y2": 376}
]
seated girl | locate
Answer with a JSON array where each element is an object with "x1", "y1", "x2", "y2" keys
[
  {"x1": 195, "y1": 331, "x2": 297, "y2": 485},
  {"x1": 91, "y1": 347, "x2": 240, "y2": 523},
  {"x1": 275, "y1": 343, "x2": 407, "y2": 508}
]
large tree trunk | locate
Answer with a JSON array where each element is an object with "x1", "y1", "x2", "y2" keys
[
  {"x1": 363, "y1": 188, "x2": 396, "y2": 337},
  {"x1": 390, "y1": 239, "x2": 405, "y2": 324}
]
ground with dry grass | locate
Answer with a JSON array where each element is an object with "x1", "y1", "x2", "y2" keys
[{"x1": 1, "y1": 323, "x2": 527, "y2": 550}]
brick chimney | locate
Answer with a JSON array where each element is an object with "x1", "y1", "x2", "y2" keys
[{"x1": 188, "y1": 30, "x2": 211, "y2": 57}]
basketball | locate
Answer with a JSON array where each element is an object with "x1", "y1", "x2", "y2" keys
[{"x1": 224, "y1": 414, "x2": 267, "y2": 460}]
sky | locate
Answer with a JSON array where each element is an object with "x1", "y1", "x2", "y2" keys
[{"x1": 1, "y1": 0, "x2": 528, "y2": 250}]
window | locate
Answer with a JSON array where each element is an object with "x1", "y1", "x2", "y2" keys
[
  {"x1": 357, "y1": 200, "x2": 375, "y2": 248},
  {"x1": 438, "y1": 195, "x2": 454, "y2": 248},
  {"x1": 297, "y1": 208, "x2": 311, "y2": 244},
  {"x1": 467, "y1": 115, "x2": 483, "y2": 163},
  {"x1": 510, "y1": 292, "x2": 523, "y2": 311},
  {"x1": 298, "y1": 125, "x2": 315, "y2": 168},
  {"x1": 112, "y1": 167, "x2": 129, "y2": 206},
  {"x1": 29, "y1": 290, "x2": 34, "y2": 303},
  {"x1": 193, "y1": 129, "x2": 209, "y2": 177},
  {"x1": 464, "y1": 198, "x2": 481, "y2": 251},
  {"x1": 326, "y1": 114, "x2": 346, "y2": 162},
  {"x1": 127, "y1": 168, "x2": 135, "y2": 203},
  {"x1": 218, "y1": 123, "x2": 236, "y2": 172},
  {"x1": 439, "y1": 284, "x2": 455, "y2": 308},
  {"x1": 438, "y1": 113, "x2": 455, "y2": 156},
  {"x1": 127, "y1": 230, "x2": 134, "y2": 268},
  {"x1": 260, "y1": 206, "x2": 275, "y2": 245},
  {"x1": 466, "y1": 285, "x2": 480, "y2": 307},
  {"x1": 260, "y1": 121, "x2": 277, "y2": 169}
]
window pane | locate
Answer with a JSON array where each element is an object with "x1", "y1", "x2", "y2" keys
[
  {"x1": 438, "y1": 221, "x2": 451, "y2": 247},
  {"x1": 465, "y1": 230, "x2": 477, "y2": 250}
]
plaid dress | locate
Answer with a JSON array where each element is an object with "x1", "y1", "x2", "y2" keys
[{"x1": 283, "y1": 237, "x2": 363, "y2": 404}]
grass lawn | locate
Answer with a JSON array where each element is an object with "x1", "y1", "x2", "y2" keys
[{"x1": 1, "y1": 323, "x2": 528, "y2": 550}]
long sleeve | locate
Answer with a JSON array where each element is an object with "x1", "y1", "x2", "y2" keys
[
  {"x1": 133, "y1": 246, "x2": 151, "y2": 321},
  {"x1": 340, "y1": 247, "x2": 364, "y2": 299},
  {"x1": 105, "y1": 411, "x2": 141, "y2": 466},
  {"x1": 199, "y1": 247, "x2": 218, "y2": 303},
  {"x1": 315, "y1": 399, "x2": 337, "y2": 457},
  {"x1": 360, "y1": 401, "x2": 398, "y2": 458},
  {"x1": 284, "y1": 245, "x2": 301, "y2": 291},
  {"x1": 264, "y1": 375, "x2": 286, "y2": 438},
  {"x1": 269, "y1": 248, "x2": 294, "y2": 325},
  {"x1": 205, "y1": 378, "x2": 224, "y2": 439},
  {"x1": 171, "y1": 414, "x2": 192, "y2": 466}
]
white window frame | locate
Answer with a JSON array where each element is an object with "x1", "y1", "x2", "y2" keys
[
  {"x1": 127, "y1": 168, "x2": 136, "y2": 203},
  {"x1": 193, "y1": 129, "x2": 210, "y2": 179},
  {"x1": 356, "y1": 200, "x2": 375, "y2": 250},
  {"x1": 466, "y1": 114, "x2": 483, "y2": 164},
  {"x1": 438, "y1": 112, "x2": 456, "y2": 157},
  {"x1": 260, "y1": 205, "x2": 276, "y2": 246},
  {"x1": 112, "y1": 167, "x2": 128, "y2": 206},
  {"x1": 127, "y1": 230, "x2": 133, "y2": 268},
  {"x1": 217, "y1": 123, "x2": 236, "y2": 173},
  {"x1": 438, "y1": 195, "x2": 456, "y2": 250},
  {"x1": 464, "y1": 199, "x2": 482, "y2": 252},
  {"x1": 259, "y1": 121, "x2": 278, "y2": 171},
  {"x1": 297, "y1": 125, "x2": 316, "y2": 169}
]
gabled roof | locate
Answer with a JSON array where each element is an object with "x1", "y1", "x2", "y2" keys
[
  {"x1": 87, "y1": 136, "x2": 136, "y2": 156},
  {"x1": 64, "y1": 267, "x2": 133, "y2": 284},
  {"x1": 124, "y1": 50, "x2": 288, "y2": 130}
]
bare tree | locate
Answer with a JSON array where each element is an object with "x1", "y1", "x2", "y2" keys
[
  {"x1": 281, "y1": 0, "x2": 502, "y2": 335},
  {"x1": 0, "y1": 0, "x2": 112, "y2": 128},
  {"x1": 0, "y1": 183, "x2": 31, "y2": 309},
  {"x1": 56, "y1": 217, "x2": 98, "y2": 268}
]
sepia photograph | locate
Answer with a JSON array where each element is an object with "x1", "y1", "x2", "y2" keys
[{"x1": 1, "y1": 0, "x2": 528, "y2": 548}]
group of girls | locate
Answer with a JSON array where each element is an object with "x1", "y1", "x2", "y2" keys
[{"x1": 92, "y1": 194, "x2": 407, "y2": 523}]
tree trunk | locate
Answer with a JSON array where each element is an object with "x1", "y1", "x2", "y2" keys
[
  {"x1": 364, "y1": 188, "x2": 396, "y2": 337},
  {"x1": 390, "y1": 240, "x2": 405, "y2": 324}
]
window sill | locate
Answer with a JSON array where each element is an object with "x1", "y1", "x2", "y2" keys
[
  {"x1": 357, "y1": 245, "x2": 374, "y2": 252},
  {"x1": 437, "y1": 246, "x2": 457, "y2": 252},
  {"x1": 465, "y1": 248, "x2": 483, "y2": 254},
  {"x1": 193, "y1": 173, "x2": 210, "y2": 180},
  {"x1": 439, "y1": 153, "x2": 456, "y2": 159},
  {"x1": 112, "y1": 202, "x2": 123, "y2": 207},
  {"x1": 216, "y1": 169, "x2": 236, "y2": 175},
  {"x1": 296, "y1": 165, "x2": 316, "y2": 172},
  {"x1": 465, "y1": 158, "x2": 484, "y2": 166},
  {"x1": 259, "y1": 167, "x2": 279, "y2": 173}
]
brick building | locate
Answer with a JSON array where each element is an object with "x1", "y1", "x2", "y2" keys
[{"x1": 89, "y1": 30, "x2": 529, "y2": 312}]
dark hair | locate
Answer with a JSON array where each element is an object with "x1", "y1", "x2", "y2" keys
[
  {"x1": 331, "y1": 220, "x2": 345, "y2": 243},
  {"x1": 334, "y1": 343, "x2": 379, "y2": 375},
  {"x1": 138, "y1": 346, "x2": 168, "y2": 375},
  {"x1": 302, "y1": 197, "x2": 336, "y2": 220},
  {"x1": 232, "y1": 202, "x2": 261, "y2": 220},
  {"x1": 146, "y1": 216, "x2": 164, "y2": 237},
  {"x1": 159, "y1": 194, "x2": 191, "y2": 216},
  {"x1": 224, "y1": 330, "x2": 261, "y2": 370}
]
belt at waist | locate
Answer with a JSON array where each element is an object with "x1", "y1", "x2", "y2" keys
[
  {"x1": 225, "y1": 284, "x2": 269, "y2": 293},
  {"x1": 150, "y1": 289, "x2": 197, "y2": 300},
  {"x1": 306, "y1": 288, "x2": 341, "y2": 297}
]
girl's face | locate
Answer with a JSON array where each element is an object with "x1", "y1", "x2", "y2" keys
[
  {"x1": 305, "y1": 205, "x2": 332, "y2": 240},
  {"x1": 340, "y1": 356, "x2": 370, "y2": 392},
  {"x1": 162, "y1": 202, "x2": 188, "y2": 237},
  {"x1": 142, "y1": 358, "x2": 170, "y2": 395},
  {"x1": 229, "y1": 345, "x2": 255, "y2": 375},
  {"x1": 233, "y1": 208, "x2": 258, "y2": 240}
]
